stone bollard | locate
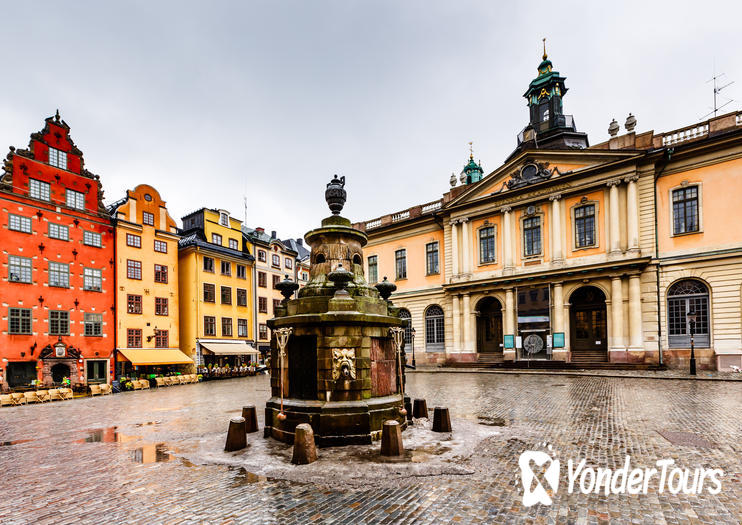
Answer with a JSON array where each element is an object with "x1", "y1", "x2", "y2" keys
[
  {"x1": 404, "y1": 398, "x2": 413, "y2": 422},
  {"x1": 412, "y1": 398, "x2": 428, "y2": 419},
  {"x1": 291, "y1": 423, "x2": 317, "y2": 465},
  {"x1": 380, "y1": 420, "x2": 404, "y2": 457},
  {"x1": 242, "y1": 405, "x2": 259, "y2": 434},
  {"x1": 224, "y1": 417, "x2": 247, "y2": 452},
  {"x1": 432, "y1": 406, "x2": 452, "y2": 432}
]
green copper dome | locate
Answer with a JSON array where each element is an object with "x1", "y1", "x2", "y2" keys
[{"x1": 460, "y1": 155, "x2": 483, "y2": 185}]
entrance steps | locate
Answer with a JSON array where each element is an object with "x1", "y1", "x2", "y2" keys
[{"x1": 446, "y1": 354, "x2": 664, "y2": 371}]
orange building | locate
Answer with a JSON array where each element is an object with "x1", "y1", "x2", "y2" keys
[{"x1": 0, "y1": 112, "x2": 115, "y2": 390}]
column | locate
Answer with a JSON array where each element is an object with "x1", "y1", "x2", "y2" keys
[
  {"x1": 504, "y1": 288, "x2": 515, "y2": 361},
  {"x1": 452, "y1": 294, "x2": 461, "y2": 352},
  {"x1": 628, "y1": 274, "x2": 643, "y2": 349},
  {"x1": 462, "y1": 293, "x2": 472, "y2": 353},
  {"x1": 608, "y1": 179, "x2": 621, "y2": 254},
  {"x1": 502, "y1": 207, "x2": 513, "y2": 271},
  {"x1": 450, "y1": 220, "x2": 459, "y2": 276},
  {"x1": 461, "y1": 218, "x2": 471, "y2": 274},
  {"x1": 611, "y1": 275, "x2": 625, "y2": 351},
  {"x1": 625, "y1": 175, "x2": 640, "y2": 252},
  {"x1": 549, "y1": 194, "x2": 563, "y2": 263}
]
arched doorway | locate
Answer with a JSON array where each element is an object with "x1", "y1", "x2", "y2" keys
[
  {"x1": 51, "y1": 363, "x2": 71, "y2": 384},
  {"x1": 476, "y1": 297, "x2": 503, "y2": 356},
  {"x1": 569, "y1": 286, "x2": 608, "y2": 362}
]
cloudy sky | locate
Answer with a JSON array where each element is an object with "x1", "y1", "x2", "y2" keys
[{"x1": 1, "y1": 1, "x2": 740, "y2": 241}]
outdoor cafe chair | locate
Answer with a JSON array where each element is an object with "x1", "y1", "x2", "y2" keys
[
  {"x1": 48, "y1": 389, "x2": 62, "y2": 401},
  {"x1": 89, "y1": 384, "x2": 102, "y2": 396},
  {"x1": 10, "y1": 393, "x2": 26, "y2": 405},
  {"x1": 59, "y1": 388, "x2": 73, "y2": 400},
  {"x1": 36, "y1": 390, "x2": 51, "y2": 403},
  {"x1": 23, "y1": 391, "x2": 39, "y2": 404},
  {"x1": 0, "y1": 394, "x2": 12, "y2": 407}
]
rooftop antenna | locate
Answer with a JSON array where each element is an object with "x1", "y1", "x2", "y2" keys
[{"x1": 700, "y1": 64, "x2": 734, "y2": 120}]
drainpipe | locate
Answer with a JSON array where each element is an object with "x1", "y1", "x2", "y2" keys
[
  {"x1": 653, "y1": 147, "x2": 674, "y2": 367},
  {"x1": 111, "y1": 214, "x2": 118, "y2": 385}
]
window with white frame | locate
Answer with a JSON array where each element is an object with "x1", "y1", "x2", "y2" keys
[
  {"x1": 285, "y1": 258, "x2": 293, "y2": 269},
  {"x1": 48, "y1": 147, "x2": 67, "y2": 169},
  {"x1": 424, "y1": 305, "x2": 445, "y2": 351},
  {"x1": 49, "y1": 261, "x2": 69, "y2": 288},
  {"x1": 84, "y1": 267, "x2": 102, "y2": 291},
  {"x1": 9, "y1": 255, "x2": 32, "y2": 283},
  {"x1": 9, "y1": 214, "x2": 32, "y2": 233},
  {"x1": 672, "y1": 186, "x2": 699, "y2": 235},
  {"x1": 48, "y1": 222, "x2": 69, "y2": 240},
  {"x1": 30, "y1": 179, "x2": 51, "y2": 201},
  {"x1": 65, "y1": 189, "x2": 85, "y2": 210},
  {"x1": 83, "y1": 230, "x2": 102, "y2": 247},
  {"x1": 142, "y1": 211, "x2": 155, "y2": 226},
  {"x1": 229, "y1": 238, "x2": 239, "y2": 250},
  {"x1": 238, "y1": 318, "x2": 248, "y2": 337},
  {"x1": 667, "y1": 279, "x2": 710, "y2": 348},
  {"x1": 154, "y1": 240, "x2": 167, "y2": 253},
  {"x1": 212, "y1": 233, "x2": 222, "y2": 245},
  {"x1": 219, "y1": 212, "x2": 229, "y2": 226},
  {"x1": 84, "y1": 313, "x2": 103, "y2": 336},
  {"x1": 126, "y1": 234, "x2": 141, "y2": 248}
]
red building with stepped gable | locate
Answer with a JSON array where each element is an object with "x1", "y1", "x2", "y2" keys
[{"x1": 0, "y1": 112, "x2": 115, "y2": 391}]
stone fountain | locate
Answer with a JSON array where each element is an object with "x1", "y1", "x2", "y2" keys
[{"x1": 265, "y1": 175, "x2": 407, "y2": 446}]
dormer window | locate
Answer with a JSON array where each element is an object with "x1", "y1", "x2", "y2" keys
[
  {"x1": 48, "y1": 147, "x2": 67, "y2": 170},
  {"x1": 219, "y1": 212, "x2": 229, "y2": 226}
]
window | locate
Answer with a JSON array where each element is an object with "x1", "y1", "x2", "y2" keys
[
  {"x1": 9, "y1": 214, "x2": 32, "y2": 233},
  {"x1": 212, "y1": 233, "x2": 222, "y2": 245},
  {"x1": 221, "y1": 286, "x2": 232, "y2": 304},
  {"x1": 155, "y1": 330, "x2": 169, "y2": 348},
  {"x1": 273, "y1": 299, "x2": 281, "y2": 314},
  {"x1": 127, "y1": 329, "x2": 142, "y2": 348},
  {"x1": 127, "y1": 294, "x2": 142, "y2": 314},
  {"x1": 285, "y1": 258, "x2": 293, "y2": 269},
  {"x1": 398, "y1": 309, "x2": 413, "y2": 346},
  {"x1": 204, "y1": 316, "x2": 216, "y2": 336},
  {"x1": 272, "y1": 274, "x2": 280, "y2": 289},
  {"x1": 368, "y1": 255, "x2": 378, "y2": 284},
  {"x1": 238, "y1": 318, "x2": 248, "y2": 337},
  {"x1": 9, "y1": 255, "x2": 32, "y2": 283},
  {"x1": 220, "y1": 261, "x2": 231, "y2": 276},
  {"x1": 667, "y1": 279, "x2": 710, "y2": 348},
  {"x1": 48, "y1": 223, "x2": 69, "y2": 240},
  {"x1": 49, "y1": 310, "x2": 69, "y2": 335},
  {"x1": 479, "y1": 227, "x2": 496, "y2": 264},
  {"x1": 259, "y1": 324, "x2": 268, "y2": 340},
  {"x1": 65, "y1": 189, "x2": 85, "y2": 210},
  {"x1": 203, "y1": 283, "x2": 216, "y2": 302},
  {"x1": 84, "y1": 268, "x2": 102, "y2": 291},
  {"x1": 221, "y1": 317, "x2": 232, "y2": 337},
  {"x1": 258, "y1": 271, "x2": 267, "y2": 287},
  {"x1": 574, "y1": 204, "x2": 596, "y2": 248},
  {"x1": 672, "y1": 186, "x2": 699, "y2": 235},
  {"x1": 30, "y1": 179, "x2": 50, "y2": 201},
  {"x1": 426, "y1": 242, "x2": 440, "y2": 274},
  {"x1": 272, "y1": 254, "x2": 280, "y2": 268},
  {"x1": 395, "y1": 249, "x2": 407, "y2": 280},
  {"x1": 127, "y1": 260, "x2": 142, "y2": 280},
  {"x1": 9, "y1": 308, "x2": 32, "y2": 334},
  {"x1": 83, "y1": 230, "x2": 102, "y2": 247},
  {"x1": 425, "y1": 305, "x2": 445, "y2": 351},
  {"x1": 219, "y1": 212, "x2": 229, "y2": 226},
  {"x1": 229, "y1": 238, "x2": 239, "y2": 250},
  {"x1": 258, "y1": 250, "x2": 266, "y2": 262},
  {"x1": 154, "y1": 264, "x2": 168, "y2": 283},
  {"x1": 237, "y1": 288, "x2": 247, "y2": 306},
  {"x1": 237, "y1": 264, "x2": 246, "y2": 279},
  {"x1": 155, "y1": 297, "x2": 168, "y2": 316},
  {"x1": 203, "y1": 256, "x2": 214, "y2": 272},
  {"x1": 49, "y1": 262, "x2": 69, "y2": 288},
  {"x1": 84, "y1": 313, "x2": 102, "y2": 336},
  {"x1": 48, "y1": 147, "x2": 67, "y2": 169},
  {"x1": 523, "y1": 216, "x2": 542, "y2": 257},
  {"x1": 154, "y1": 240, "x2": 168, "y2": 253},
  {"x1": 258, "y1": 297, "x2": 268, "y2": 313},
  {"x1": 126, "y1": 234, "x2": 141, "y2": 248},
  {"x1": 142, "y1": 211, "x2": 154, "y2": 226}
]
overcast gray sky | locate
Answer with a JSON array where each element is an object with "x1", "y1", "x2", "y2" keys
[{"x1": 2, "y1": 1, "x2": 740, "y2": 241}]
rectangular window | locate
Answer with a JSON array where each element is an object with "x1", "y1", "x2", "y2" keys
[
  {"x1": 204, "y1": 316, "x2": 216, "y2": 336},
  {"x1": 285, "y1": 258, "x2": 293, "y2": 269},
  {"x1": 203, "y1": 256, "x2": 214, "y2": 272},
  {"x1": 219, "y1": 212, "x2": 229, "y2": 226},
  {"x1": 127, "y1": 294, "x2": 142, "y2": 314},
  {"x1": 154, "y1": 240, "x2": 167, "y2": 253},
  {"x1": 237, "y1": 288, "x2": 247, "y2": 307},
  {"x1": 229, "y1": 238, "x2": 239, "y2": 250},
  {"x1": 155, "y1": 297, "x2": 168, "y2": 316},
  {"x1": 426, "y1": 242, "x2": 440, "y2": 274},
  {"x1": 221, "y1": 286, "x2": 232, "y2": 304},
  {"x1": 48, "y1": 222, "x2": 69, "y2": 240},
  {"x1": 127, "y1": 260, "x2": 142, "y2": 280},
  {"x1": 203, "y1": 283, "x2": 215, "y2": 303},
  {"x1": 84, "y1": 313, "x2": 102, "y2": 336},
  {"x1": 9, "y1": 255, "x2": 32, "y2": 283},
  {"x1": 83, "y1": 230, "x2": 102, "y2": 247},
  {"x1": 258, "y1": 250, "x2": 266, "y2": 262},
  {"x1": 48, "y1": 147, "x2": 67, "y2": 169},
  {"x1": 9, "y1": 214, "x2": 32, "y2": 233},
  {"x1": 84, "y1": 268, "x2": 102, "y2": 291},
  {"x1": 258, "y1": 271, "x2": 267, "y2": 287},
  {"x1": 574, "y1": 204, "x2": 596, "y2": 248},
  {"x1": 238, "y1": 318, "x2": 248, "y2": 337},
  {"x1": 49, "y1": 310, "x2": 70, "y2": 335},
  {"x1": 221, "y1": 317, "x2": 232, "y2": 337},
  {"x1": 237, "y1": 264, "x2": 246, "y2": 279},
  {"x1": 258, "y1": 297, "x2": 268, "y2": 313},
  {"x1": 30, "y1": 179, "x2": 51, "y2": 201},
  {"x1": 220, "y1": 261, "x2": 231, "y2": 276},
  {"x1": 212, "y1": 233, "x2": 222, "y2": 245},
  {"x1": 272, "y1": 274, "x2": 280, "y2": 289},
  {"x1": 272, "y1": 254, "x2": 280, "y2": 268},
  {"x1": 155, "y1": 329, "x2": 169, "y2": 348},
  {"x1": 142, "y1": 211, "x2": 154, "y2": 226},
  {"x1": 368, "y1": 255, "x2": 378, "y2": 283},
  {"x1": 9, "y1": 308, "x2": 32, "y2": 334},
  {"x1": 49, "y1": 261, "x2": 69, "y2": 288},
  {"x1": 273, "y1": 299, "x2": 281, "y2": 314},
  {"x1": 672, "y1": 187, "x2": 699, "y2": 235},
  {"x1": 154, "y1": 264, "x2": 168, "y2": 283},
  {"x1": 65, "y1": 189, "x2": 85, "y2": 210},
  {"x1": 523, "y1": 217, "x2": 542, "y2": 257},
  {"x1": 126, "y1": 234, "x2": 141, "y2": 248},
  {"x1": 127, "y1": 328, "x2": 142, "y2": 348},
  {"x1": 395, "y1": 249, "x2": 407, "y2": 280},
  {"x1": 479, "y1": 227, "x2": 496, "y2": 264},
  {"x1": 259, "y1": 324, "x2": 268, "y2": 340}
]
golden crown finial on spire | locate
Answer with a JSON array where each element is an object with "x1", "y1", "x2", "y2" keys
[
  {"x1": 542, "y1": 37, "x2": 547, "y2": 60},
  {"x1": 468, "y1": 141, "x2": 474, "y2": 160}
]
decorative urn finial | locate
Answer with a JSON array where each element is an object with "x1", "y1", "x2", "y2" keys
[
  {"x1": 608, "y1": 119, "x2": 619, "y2": 137},
  {"x1": 325, "y1": 175, "x2": 347, "y2": 215},
  {"x1": 327, "y1": 263, "x2": 353, "y2": 297},
  {"x1": 275, "y1": 274, "x2": 300, "y2": 303},
  {"x1": 374, "y1": 276, "x2": 396, "y2": 301},
  {"x1": 625, "y1": 113, "x2": 637, "y2": 133},
  {"x1": 450, "y1": 172, "x2": 457, "y2": 187}
]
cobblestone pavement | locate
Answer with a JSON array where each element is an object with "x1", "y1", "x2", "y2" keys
[
  {"x1": 0, "y1": 373, "x2": 740, "y2": 524},
  {"x1": 412, "y1": 367, "x2": 742, "y2": 381}
]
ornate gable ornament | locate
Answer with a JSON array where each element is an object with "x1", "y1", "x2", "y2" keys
[{"x1": 506, "y1": 162, "x2": 556, "y2": 190}]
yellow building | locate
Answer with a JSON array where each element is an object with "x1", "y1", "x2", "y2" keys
[
  {"x1": 110, "y1": 184, "x2": 190, "y2": 375},
  {"x1": 179, "y1": 208, "x2": 256, "y2": 367}
]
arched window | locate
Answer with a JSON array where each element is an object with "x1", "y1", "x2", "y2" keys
[
  {"x1": 425, "y1": 305, "x2": 445, "y2": 351},
  {"x1": 667, "y1": 280, "x2": 710, "y2": 348},
  {"x1": 398, "y1": 309, "x2": 413, "y2": 346}
]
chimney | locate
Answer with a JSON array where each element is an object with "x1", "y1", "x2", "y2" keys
[
  {"x1": 271, "y1": 230, "x2": 277, "y2": 239},
  {"x1": 255, "y1": 227, "x2": 264, "y2": 234},
  {"x1": 296, "y1": 238, "x2": 303, "y2": 246}
]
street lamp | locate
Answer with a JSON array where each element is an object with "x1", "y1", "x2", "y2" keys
[
  {"x1": 687, "y1": 309, "x2": 697, "y2": 376},
  {"x1": 410, "y1": 327, "x2": 416, "y2": 368}
]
